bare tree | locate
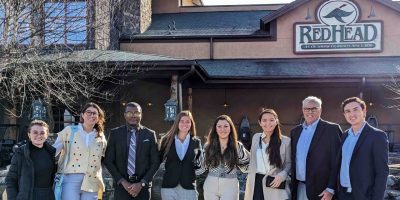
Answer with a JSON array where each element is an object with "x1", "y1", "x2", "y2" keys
[
  {"x1": 0, "y1": 0, "x2": 132, "y2": 131},
  {"x1": 384, "y1": 65, "x2": 400, "y2": 111}
]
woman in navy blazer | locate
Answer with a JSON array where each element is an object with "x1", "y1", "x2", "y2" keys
[{"x1": 159, "y1": 110, "x2": 203, "y2": 200}]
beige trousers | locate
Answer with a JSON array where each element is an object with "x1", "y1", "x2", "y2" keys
[
  {"x1": 161, "y1": 184, "x2": 197, "y2": 200},
  {"x1": 203, "y1": 175, "x2": 239, "y2": 200}
]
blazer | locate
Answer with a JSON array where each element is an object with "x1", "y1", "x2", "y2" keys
[
  {"x1": 159, "y1": 135, "x2": 202, "y2": 190},
  {"x1": 244, "y1": 133, "x2": 291, "y2": 200},
  {"x1": 290, "y1": 119, "x2": 342, "y2": 200},
  {"x1": 104, "y1": 125, "x2": 160, "y2": 190},
  {"x1": 336, "y1": 123, "x2": 388, "y2": 200}
]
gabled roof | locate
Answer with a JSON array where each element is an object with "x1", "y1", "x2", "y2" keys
[
  {"x1": 126, "y1": 11, "x2": 274, "y2": 39},
  {"x1": 261, "y1": 0, "x2": 400, "y2": 25}
]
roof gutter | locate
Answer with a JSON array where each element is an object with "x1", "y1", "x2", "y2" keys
[{"x1": 119, "y1": 34, "x2": 273, "y2": 42}]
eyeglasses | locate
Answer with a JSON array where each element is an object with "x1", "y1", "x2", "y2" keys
[
  {"x1": 303, "y1": 107, "x2": 320, "y2": 113},
  {"x1": 84, "y1": 110, "x2": 99, "y2": 116},
  {"x1": 125, "y1": 111, "x2": 142, "y2": 118}
]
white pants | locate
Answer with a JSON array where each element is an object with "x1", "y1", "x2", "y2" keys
[
  {"x1": 203, "y1": 175, "x2": 239, "y2": 200},
  {"x1": 62, "y1": 174, "x2": 98, "y2": 200},
  {"x1": 161, "y1": 184, "x2": 197, "y2": 200}
]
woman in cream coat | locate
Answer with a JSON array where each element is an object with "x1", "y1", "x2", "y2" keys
[
  {"x1": 53, "y1": 102, "x2": 107, "y2": 200},
  {"x1": 245, "y1": 109, "x2": 291, "y2": 200}
]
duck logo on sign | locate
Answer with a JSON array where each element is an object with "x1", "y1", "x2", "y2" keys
[{"x1": 294, "y1": 0, "x2": 382, "y2": 53}]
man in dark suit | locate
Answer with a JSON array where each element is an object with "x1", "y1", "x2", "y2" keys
[
  {"x1": 337, "y1": 97, "x2": 388, "y2": 200},
  {"x1": 104, "y1": 102, "x2": 160, "y2": 200},
  {"x1": 291, "y1": 96, "x2": 342, "y2": 200}
]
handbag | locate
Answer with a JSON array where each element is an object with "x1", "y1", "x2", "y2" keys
[
  {"x1": 259, "y1": 136, "x2": 286, "y2": 190},
  {"x1": 54, "y1": 125, "x2": 78, "y2": 200},
  {"x1": 265, "y1": 175, "x2": 286, "y2": 189}
]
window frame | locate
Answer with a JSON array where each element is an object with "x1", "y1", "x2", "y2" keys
[{"x1": 44, "y1": 0, "x2": 88, "y2": 45}]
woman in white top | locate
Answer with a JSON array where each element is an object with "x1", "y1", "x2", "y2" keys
[
  {"x1": 244, "y1": 109, "x2": 291, "y2": 200},
  {"x1": 53, "y1": 102, "x2": 107, "y2": 200}
]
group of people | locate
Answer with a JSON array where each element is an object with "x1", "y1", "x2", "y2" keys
[{"x1": 5, "y1": 96, "x2": 388, "y2": 200}]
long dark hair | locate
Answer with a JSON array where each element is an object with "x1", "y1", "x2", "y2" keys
[
  {"x1": 79, "y1": 102, "x2": 105, "y2": 137},
  {"x1": 159, "y1": 110, "x2": 196, "y2": 160},
  {"x1": 258, "y1": 109, "x2": 282, "y2": 169},
  {"x1": 205, "y1": 115, "x2": 239, "y2": 170}
]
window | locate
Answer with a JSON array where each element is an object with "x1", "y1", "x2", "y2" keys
[
  {"x1": 45, "y1": 1, "x2": 87, "y2": 45},
  {"x1": 0, "y1": 4, "x2": 31, "y2": 45}
]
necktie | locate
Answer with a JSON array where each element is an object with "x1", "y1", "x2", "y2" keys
[{"x1": 127, "y1": 129, "x2": 136, "y2": 175}]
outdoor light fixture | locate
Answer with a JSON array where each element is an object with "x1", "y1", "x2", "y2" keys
[
  {"x1": 31, "y1": 99, "x2": 47, "y2": 120},
  {"x1": 368, "y1": 88, "x2": 374, "y2": 107},
  {"x1": 164, "y1": 99, "x2": 178, "y2": 122},
  {"x1": 223, "y1": 88, "x2": 229, "y2": 108}
]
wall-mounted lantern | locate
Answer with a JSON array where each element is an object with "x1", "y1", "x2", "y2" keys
[
  {"x1": 164, "y1": 99, "x2": 177, "y2": 122},
  {"x1": 31, "y1": 99, "x2": 47, "y2": 120}
]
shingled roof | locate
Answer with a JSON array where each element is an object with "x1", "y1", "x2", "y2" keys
[
  {"x1": 16, "y1": 50, "x2": 195, "y2": 66},
  {"x1": 37, "y1": 50, "x2": 185, "y2": 62},
  {"x1": 128, "y1": 10, "x2": 274, "y2": 39},
  {"x1": 197, "y1": 57, "x2": 400, "y2": 80}
]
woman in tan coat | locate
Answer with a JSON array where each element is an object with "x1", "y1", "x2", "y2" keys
[{"x1": 244, "y1": 109, "x2": 291, "y2": 200}]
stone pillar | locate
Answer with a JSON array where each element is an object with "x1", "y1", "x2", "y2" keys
[
  {"x1": 94, "y1": 0, "x2": 152, "y2": 50},
  {"x1": 117, "y1": 0, "x2": 152, "y2": 37},
  {"x1": 94, "y1": 0, "x2": 116, "y2": 50}
]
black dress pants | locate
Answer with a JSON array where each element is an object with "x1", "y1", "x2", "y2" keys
[
  {"x1": 33, "y1": 187, "x2": 54, "y2": 200},
  {"x1": 253, "y1": 173, "x2": 265, "y2": 200},
  {"x1": 114, "y1": 184, "x2": 150, "y2": 200}
]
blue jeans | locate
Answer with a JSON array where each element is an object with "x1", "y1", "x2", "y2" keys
[{"x1": 62, "y1": 174, "x2": 98, "y2": 200}]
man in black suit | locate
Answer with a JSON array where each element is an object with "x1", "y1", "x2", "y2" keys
[
  {"x1": 337, "y1": 97, "x2": 388, "y2": 200},
  {"x1": 104, "y1": 102, "x2": 160, "y2": 200},
  {"x1": 291, "y1": 96, "x2": 342, "y2": 200}
]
